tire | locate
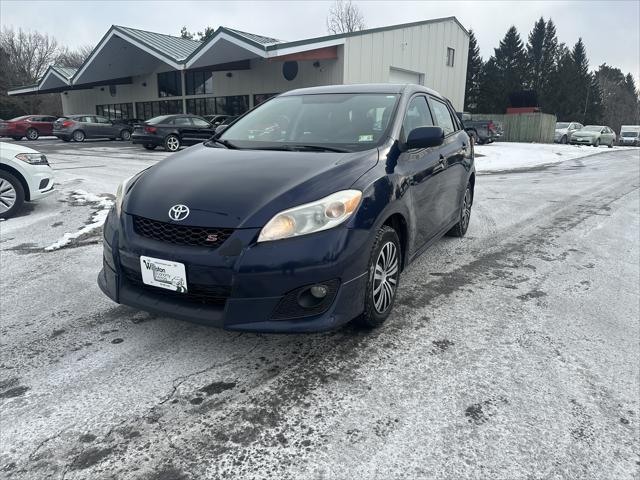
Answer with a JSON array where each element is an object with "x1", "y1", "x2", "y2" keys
[
  {"x1": 356, "y1": 225, "x2": 401, "y2": 329},
  {"x1": 470, "y1": 131, "x2": 479, "y2": 145},
  {"x1": 11, "y1": 136, "x2": 22, "y2": 141},
  {"x1": 26, "y1": 128, "x2": 39, "y2": 141},
  {"x1": 561, "y1": 135, "x2": 568, "y2": 144},
  {"x1": 593, "y1": 138, "x2": 600, "y2": 147},
  {"x1": 120, "y1": 129, "x2": 131, "y2": 141},
  {"x1": 447, "y1": 182, "x2": 473, "y2": 237},
  {"x1": 164, "y1": 134, "x2": 180, "y2": 152},
  {"x1": 143, "y1": 144, "x2": 156, "y2": 150},
  {"x1": 608, "y1": 140, "x2": 614, "y2": 148},
  {"x1": 72, "y1": 130, "x2": 86, "y2": 142},
  {"x1": 0, "y1": 171, "x2": 25, "y2": 219}
]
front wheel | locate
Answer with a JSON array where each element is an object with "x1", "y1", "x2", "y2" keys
[
  {"x1": 561, "y1": 135, "x2": 568, "y2": 144},
  {"x1": 164, "y1": 134, "x2": 180, "y2": 152},
  {"x1": 356, "y1": 225, "x2": 401, "y2": 329},
  {"x1": 26, "y1": 128, "x2": 39, "y2": 140},
  {"x1": 0, "y1": 171, "x2": 25, "y2": 219},
  {"x1": 447, "y1": 183, "x2": 473, "y2": 237}
]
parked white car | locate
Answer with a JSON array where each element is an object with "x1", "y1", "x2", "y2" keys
[
  {"x1": 554, "y1": 121, "x2": 583, "y2": 144},
  {"x1": 0, "y1": 142, "x2": 55, "y2": 219}
]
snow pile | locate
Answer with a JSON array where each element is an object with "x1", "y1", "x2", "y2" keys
[
  {"x1": 474, "y1": 142, "x2": 634, "y2": 173},
  {"x1": 44, "y1": 190, "x2": 113, "y2": 251}
]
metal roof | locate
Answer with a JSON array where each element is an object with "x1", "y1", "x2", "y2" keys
[
  {"x1": 114, "y1": 25, "x2": 202, "y2": 61},
  {"x1": 224, "y1": 28, "x2": 282, "y2": 46},
  {"x1": 51, "y1": 66, "x2": 78, "y2": 79}
]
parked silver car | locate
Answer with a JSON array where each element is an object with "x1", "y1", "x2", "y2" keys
[
  {"x1": 570, "y1": 125, "x2": 616, "y2": 148},
  {"x1": 554, "y1": 121, "x2": 583, "y2": 144},
  {"x1": 52, "y1": 115, "x2": 133, "y2": 142}
]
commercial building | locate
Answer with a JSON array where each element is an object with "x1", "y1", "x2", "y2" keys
[{"x1": 8, "y1": 17, "x2": 470, "y2": 119}]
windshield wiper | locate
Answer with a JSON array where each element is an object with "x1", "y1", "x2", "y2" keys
[
  {"x1": 254, "y1": 144, "x2": 350, "y2": 153},
  {"x1": 206, "y1": 138, "x2": 238, "y2": 149}
]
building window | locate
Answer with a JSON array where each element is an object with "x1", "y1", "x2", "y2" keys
[
  {"x1": 216, "y1": 95, "x2": 249, "y2": 116},
  {"x1": 157, "y1": 71, "x2": 182, "y2": 97},
  {"x1": 446, "y1": 47, "x2": 455, "y2": 67},
  {"x1": 135, "y1": 100, "x2": 183, "y2": 120},
  {"x1": 185, "y1": 97, "x2": 217, "y2": 116},
  {"x1": 96, "y1": 103, "x2": 134, "y2": 120},
  {"x1": 253, "y1": 93, "x2": 278, "y2": 106},
  {"x1": 185, "y1": 70, "x2": 214, "y2": 96}
]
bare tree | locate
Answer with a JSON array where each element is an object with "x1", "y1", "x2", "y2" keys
[
  {"x1": 56, "y1": 45, "x2": 94, "y2": 69},
  {"x1": 326, "y1": 0, "x2": 365, "y2": 34},
  {"x1": 1, "y1": 27, "x2": 59, "y2": 85}
]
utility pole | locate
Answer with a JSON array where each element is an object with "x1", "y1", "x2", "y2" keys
[{"x1": 582, "y1": 76, "x2": 591, "y2": 124}]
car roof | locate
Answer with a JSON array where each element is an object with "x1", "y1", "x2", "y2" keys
[{"x1": 280, "y1": 83, "x2": 444, "y2": 99}]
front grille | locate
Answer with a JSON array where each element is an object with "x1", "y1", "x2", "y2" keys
[
  {"x1": 122, "y1": 266, "x2": 231, "y2": 306},
  {"x1": 133, "y1": 216, "x2": 233, "y2": 248}
]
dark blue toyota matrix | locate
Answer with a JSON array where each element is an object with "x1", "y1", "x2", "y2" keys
[{"x1": 98, "y1": 84, "x2": 475, "y2": 332}]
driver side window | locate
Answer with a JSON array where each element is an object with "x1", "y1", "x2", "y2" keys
[{"x1": 402, "y1": 96, "x2": 433, "y2": 141}]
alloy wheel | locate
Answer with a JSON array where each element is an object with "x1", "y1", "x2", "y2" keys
[
  {"x1": 372, "y1": 241, "x2": 399, "y2": 313},
  {"x1": 166, "y1": 136, "x2": 180, "y2": 151},
  {"x1": 121, "y1": 130, "x2": 131, "y2": 141},
  {"x1": 461, "y1": 187, "x2": 472, "y2": 231},
  {"x1": 27, "y1": 129, "x2": 38, "y2": 140},
  {"x1": 0, "y1": 178, "x2": 17, "y2": 214}
]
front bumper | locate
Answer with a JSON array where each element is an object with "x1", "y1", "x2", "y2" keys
[
  {"x1": 98, "y1": 210, "x2": 370, "y2": 332},
  {"x1": 570, "y1": 136, "x2": 595, "y2": 144}
]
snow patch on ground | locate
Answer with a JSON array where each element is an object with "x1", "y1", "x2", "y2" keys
[
  {"x1": 474, "y1": 142, "x2": 637, "y2": 173},
  {"x1": 44, "y1": 190, "x2": 113, "y2": 251}
]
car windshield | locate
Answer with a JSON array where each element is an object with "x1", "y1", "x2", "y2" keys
[
  {"x1": 582, "y1": 126, "x2": 602, "y2": 132},
  {"x1": 219, "y1": 93, "x2": 399, "y2": 152},
  {"x1": 8, "y1": 115, "x2": 30, "y2": 122},
  {"x1": 147, "y1": 115, "x2": 173, "y2": 125},
  {"x1": 556, "y1": 122, "x2": 570, "y2": 129},
  {"x1": 622, "y1": 131, "x2": 639, "y2": 137}
]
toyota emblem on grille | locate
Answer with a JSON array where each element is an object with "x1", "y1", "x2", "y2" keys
[{"x1": 168, "y1": 204, "x2": 190, "y2": 221}]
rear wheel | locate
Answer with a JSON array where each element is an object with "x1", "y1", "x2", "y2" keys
[
  {"x1": 26, "y1": 128, "x2": 39, "y2": 140},
  {"x1": 143, "y1": 144, "x2": 156, "y2": 150},
  {"x1": 72, "y1": 130, "x2": 85, "y2": 142},
  {"x1": 608, "y1": 139, "x2": 614, "y2": 148},
  {"x1": 120, "y1": 129, "x2": 131, "y2": 141},
  {"x1": 0, "y1": 171, "x2": 25, "y2": 219},
  {"x1": 447, "y1": 182, "x2": 473, "y2": 237},
  {"x1": 164, "y1": 134, "x2": 180, "y2": 152},
  {"x1": 356, "y1": 225, "x2": 401, "y2": 329}
]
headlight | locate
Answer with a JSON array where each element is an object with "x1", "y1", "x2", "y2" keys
[
  {"x1": 115, "y1": 175, "x2": 135, "y2": 216},
  {"x1": 15, "y1": 153, "x2": 48, "y2": 165},
  {"x1": 257, "y1": 190, "x2": 362, "y2": 242}
]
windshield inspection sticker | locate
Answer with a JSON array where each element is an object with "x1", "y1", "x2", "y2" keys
[
  {"x1": 140, "y1": 256, "x2": 188, "y2": 292},
  {"x1": 358, "y1": 134, "x2": 374, "y2": 142}
]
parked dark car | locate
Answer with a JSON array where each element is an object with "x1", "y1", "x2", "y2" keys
[
  {"x1": 456, "y1": 112, "x2": 502, "y2": 144},
  {"x1": 203, "y1": 115, "x2": 237, "y2": 127},
  {"x1": 131, "y1": 114, "x2": 217, "y2": 152},
  {"x1": 52, "y1": 115, "x2": 133, "y2": 142},
  {"x1": 0, "y1": 115, "x2": 57, "y2": 140},
  {"x1": 99, "y1": 84, "x2": 475, "y2": 333}
]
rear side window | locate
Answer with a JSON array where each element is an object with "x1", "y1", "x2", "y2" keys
[
  {"x1": 429, "y1": 98, "x2": 455, "y2": 135},
  {"x1": 172, "y1": 117, "x2": 193, "y2": 126},
  {"x1": 402, "y1": 96, "x2": 433, "y2": 139}
]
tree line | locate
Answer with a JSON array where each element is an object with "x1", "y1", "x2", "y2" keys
[
  {"x1": 464, "y1": 18, "x2": 640, "y2": 133},
  {"x1": 0, "y1": 27, "x2": 93, "y2": 119}
]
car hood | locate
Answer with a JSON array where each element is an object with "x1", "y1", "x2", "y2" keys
[
  {"x1": 0, "y1": 141, "x2": 41, "y2": 158},
  {"x1": 124, "y1": 143, "x2": 379, "y2": 228},
  {"x1": 572, "y1": 131, "x2": 596, "y2": 137}
]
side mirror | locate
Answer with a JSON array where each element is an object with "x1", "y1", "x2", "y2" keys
[
  {"x1": 214, "y1": 124, "x2": 228, "y2": 136},
  {"x1": 405, "y1": 126, "x2": 444, "y2": 149}
]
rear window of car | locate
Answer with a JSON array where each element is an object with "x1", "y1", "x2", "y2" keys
[{"x1": 147, "y1": 115, "x2": 173, "y2": 125}]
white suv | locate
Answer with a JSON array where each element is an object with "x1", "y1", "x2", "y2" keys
[{"x1": 0, "y1": 142, "x2": 55, "y2": 219}]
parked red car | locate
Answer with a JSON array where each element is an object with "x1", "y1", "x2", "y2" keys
[{"x1": 0, "y1": 115, "x2": 57, "y2": 140}]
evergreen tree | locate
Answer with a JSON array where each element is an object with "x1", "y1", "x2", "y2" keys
[
  {"x1": 526, "y1": 17, "x2": 546, "y2": 91},
  {"x1": 464, "y1": 30, "x2": 483, "y2": 112},
  {"x1": 595, "y1": 65, "x2": 639, "y2": 131},
  {"x1": 477, "y1": 26, "x2": 527, "y2": 112}
]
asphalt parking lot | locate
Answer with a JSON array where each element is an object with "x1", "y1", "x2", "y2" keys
[{"x1": 1, "y1": 139, "x2": 639, "y2": 479}]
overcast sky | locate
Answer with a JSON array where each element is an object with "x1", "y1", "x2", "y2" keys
[{"x1": 1, "y1": 0, "x2": 638, "y2": 84}]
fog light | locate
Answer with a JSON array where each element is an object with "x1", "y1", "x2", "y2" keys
[{"x1": 310, "y1": 284, "x2": 328, "y2": 299}]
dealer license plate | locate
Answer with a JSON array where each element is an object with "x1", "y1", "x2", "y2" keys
[{"x1": 140, "y1": 256, "x2": 188, "y2": 292}]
